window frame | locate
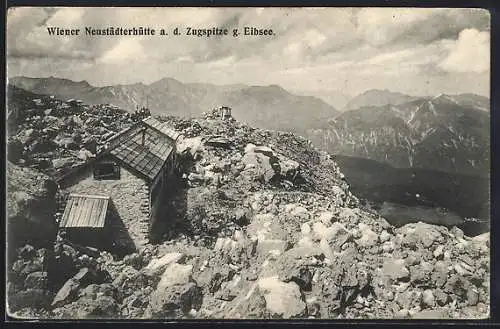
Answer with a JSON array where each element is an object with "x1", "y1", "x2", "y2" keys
[{"x1": 93, "y1": 161, "x2": 121, "y2": 180}]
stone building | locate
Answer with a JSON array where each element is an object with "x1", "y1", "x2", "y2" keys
[
  {"x1": 220, "y1": 106, "x2": 232, "y2": 120},
  {"x1": 56, "y1": 117, "x2": 181, "y2": 251}
]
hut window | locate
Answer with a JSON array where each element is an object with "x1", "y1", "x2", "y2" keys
[{"x1": 94, "y1": 162, "x2": 120, "y2": 180}]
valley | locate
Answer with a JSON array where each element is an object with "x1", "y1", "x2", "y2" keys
[{"x1": 334, "y1": 155, "x2": 490, "y2": 236}]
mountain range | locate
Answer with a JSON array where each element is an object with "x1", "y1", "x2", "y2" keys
[
  {"x1": 9, "y1": 76, "x2": 490, "y2": 177},
  {"x1": 8, "y1": 76, "x2": 340, "y2": 135},
  {"x1": 307, "y1": 93, "x2": 490, "y2": 177},
  {"x1": 344, "y1": 89, "x2": 421, "y2": 111}
]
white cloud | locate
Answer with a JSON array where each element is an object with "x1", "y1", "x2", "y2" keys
[
  {"x1": 6, "y1": 7, "x2": 491, "y2": 97},
  {"x1": 356, "y1": 8, "x2": 433, "y2": 46},
  {"x1": 99, "y1": 38, "x2": 145, "y2": 64},
  {"x1": 439, "y1": 28, "x2": 490, "y2": 73}
]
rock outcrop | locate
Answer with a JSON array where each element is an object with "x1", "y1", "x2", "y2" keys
[{"x1": 7, "y1": 163, "x2": 58, "y2": 250}]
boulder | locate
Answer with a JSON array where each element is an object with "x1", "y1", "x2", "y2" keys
[
  {"x1": 143, "y1": 252, "x2": 184, "y2": 276},
  {"x1": 379, "y1": 230, "x2": 391, "y2": 243},
  {"x1": 18, "y1": 245, "x2": 37, "y2": 260},
  {"x1": 7, "y1": 164, "x2": 57, "y2": 248},
  {"x1": 338, "y1": 207, "x2": 358, "y2": 223},
  {"x1": 421, "y1": 289, "x2": 436, "y2": 308},
  {"x1": 395, "y1": 289, "x2": 422, "y2": 310},
  {"x1": 356, "y1": 224, "x2": 379, "y2": 248},
  {"x1": 317, "y1": 211, "x2": 334, "y2": 226},
  {"x1": 321, "y1": 222, "x2": 352, "y2": 253},
  {"x1": 148, "y1": 263, "x2": 202, "y2": 317},
  {"x1": 227, "y1": 283, "x2": 268, "y2": 318},
  {"x1": 24, "y1": 271, "x2": 48, "y2": 290},
  {"x1": 53, "y1": 293, "x2": 119, "y2": 319},
  {"x1": 30, "y1": 138, "x2": 58, "y2": 153},
  {"x1": 434, "y1": 288, "x2": 450, "y2": 306},
  {"x1": 208, "y1": 265, "x2": 236, "y2": 294},
  {"x1": 257, "y1": 276, "x2": 307, "y2": 318},
  {"x1": 80, "y1": 283, "x2": 118, "y2": 300},
  {"x1": 277, "y1": 261, "x2": 313, "y2": 292},
  {"x1": 241, "y1": 151, "x2": 277, "y2": 183},
  {"x1": 312, "y1": 222, "x2": 328, "y2": 241},
  {"x1": 77, "y1": 295, "x2": 119, "y2": 318},
  {"x1": 397, "y1": 222, "x2": 445, "y2": 248},
  {"x1": 432, "y1": 261, "x2": 450, "y2": 288},
  {"x1": 301, "y1": 223, "x2": 311, "y2": 236},
  {"x1": 382, "y1": 259, "x2": 410, "y2": 282},
  {"x1": 409, "y1": 261, "x2": 434, "y2": 285},
  {"x1": 112, "y1": 266, "x2": 154, "y2": 298},
  {"x1": 51, "y1": 278, "x2": 80, "y2": 308},
  {"x1": 256, "y1": 239, "x2": 288, "y2": 257},
  {"x1": 149, "y1": 282, "x2": 202, "y2": 317},
  {"x1": 122, "y1": 253, "x2": 145, "y2": 270},
  {"x1": 466, "y1": 288, "x2": 480, "y2": 306},
  {"x1": 443, "y1": 275, "x2": 470, "y2": 297}
]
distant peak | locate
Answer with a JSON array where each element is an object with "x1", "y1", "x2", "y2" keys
[
  {"x1": 76, "y1": 79, "x2": 91, "y2": 85},
  {"x1": 151, "y1": 77, "x2": 182, "y2": 85},
  {"x1": 363, "y1": 88, "x2": 392, "y2": 94},
  {"x1": 433, "y1": 93, "x2": 458, "y2": 104}
]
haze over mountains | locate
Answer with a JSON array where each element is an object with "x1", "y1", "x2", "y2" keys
[
  {"x1": 344, "y1": 89, "x2": 490, "y2": 112},
  {"x1": 344, "y1": 89, "x2": 421, "y2": 111},
  {"x1": 9, "y1": 76, "x2": 340, "y2": 135}
]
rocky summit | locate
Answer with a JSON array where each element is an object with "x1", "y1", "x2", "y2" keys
[{"x1": 6, "y1": 103, "x2": 490, "y2": 320}]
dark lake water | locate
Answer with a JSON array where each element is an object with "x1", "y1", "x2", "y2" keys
[{"x1": 334, "y1": 155, "x2": 490, "y2": 237}]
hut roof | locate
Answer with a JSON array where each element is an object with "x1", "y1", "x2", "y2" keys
[
  {"x1": 142, "y1": 116, "x2": 182, "y2": 141},
  {"x1": 55, "y1": 117, "x2": 177, "y2": 185},
  {"x1": 110, "y1": 134, "x2": 173, "y2": 181}
]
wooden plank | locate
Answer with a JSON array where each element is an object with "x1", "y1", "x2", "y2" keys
[
  {"x1": 96, "y1": 198, "x2": 109, "y2": 228},
  {"x1": 93, "y1": 198, "x2": 105, "y2": 227},
  {"x1": 81, "y1": 198, "x2": 93, "y2": 227},
  {"x1": 95, "y1": 198, "x2": 105, "y2": 227},
  {"x1": 87, "y1": 199, "x2": 98, "y2": 227},
  {"x1": 60, "y1": 198, "x2": 74, "y2": 227},
  {"x1": 101, "y1": 198, "x2": 110, "y2": 227},
  {"x1": 65, "y1": 196, "x2": 79, "y2": 227},
  {"x1": 69, "y1": 193, "x2": 109, "y2": 199},
  {"x1": 88, "y1": 197, "x2": 100, "y2": 227},
  {"x1": 77, "y1": 196, "x2": 91, "y2": 227},
  {"x1": 72, "y1": 196, "x2": 86, "y2": 227},
  {"x1": 65, "y1": 196, "x2": 78, "y2": 227}
]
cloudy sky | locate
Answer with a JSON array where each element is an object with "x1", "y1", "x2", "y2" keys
[{"x1": 7, "y1": 7, "x2": 490, "y2": 101}]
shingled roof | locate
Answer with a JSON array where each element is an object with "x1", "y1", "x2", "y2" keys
[
  {"x1": 54, "y1": 117, "x2": 178, "y2": 185},
  {"x1": 105, "y1": 117, "x2": 176, "y2": 182},
  {"x1": 142, "y1": 116, "x2": 182, "y2": 141}
]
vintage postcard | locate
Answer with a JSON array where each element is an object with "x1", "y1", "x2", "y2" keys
[{"x1": 6, "y1": 7, "x2": 490, "y2": 320}]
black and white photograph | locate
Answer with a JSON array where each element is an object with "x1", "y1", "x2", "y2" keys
[{"x1": 6, "y1": 7, "x2": 491, "y2": 320}]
